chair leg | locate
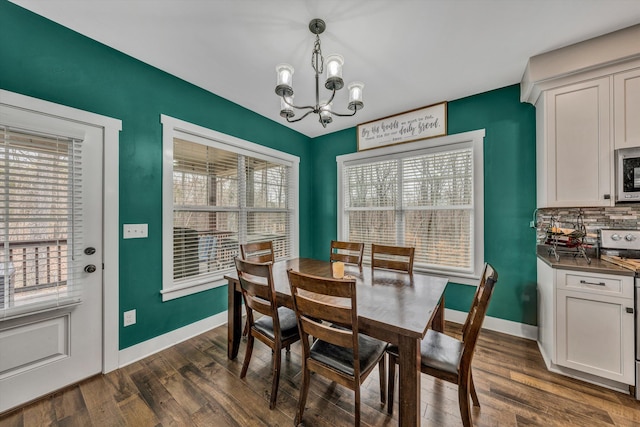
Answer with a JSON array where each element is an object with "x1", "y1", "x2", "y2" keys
[
  {"x1": 378, "y1": 356, "x2": 386, "y2": 405},
  {"x1": 470, "y1": 370, "x2": 480, "y2": 407},
  {"x1": 295, "y1": 364, "x2": 310, "y2": 425},
  {"x1": 458, "y1": 372, "x2": 473, "y2": 427},
  {"x1": 269, "y1": 345, "x2": 281, "y2": 409},
  {"x1": 387, "y1": 353, "x2": 396, "y2": 415},
  {"x1": 242, "y1": 319, "x2": 249, "y2": 337},
  {"x1": 240, "y1": 333, "x2": 254, "y2": 379},
  {"x1": 354, "y1": 386, "x2": 361, "y2": 427}
]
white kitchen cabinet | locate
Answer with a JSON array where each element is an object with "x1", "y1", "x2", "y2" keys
[
  {"x1": 537, "y1": 261, "x2": 635, "y2": 386},
  {"x1": 536, "y1": 77, "x2": 612, "y2": 208},
  {"x1": 614, "y1": 67, "x2": 640, "y2": 149}
]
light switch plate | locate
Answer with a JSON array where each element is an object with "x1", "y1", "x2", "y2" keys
[{"x1": 123, "y1": 224, "x2": 148, "y2": 239}]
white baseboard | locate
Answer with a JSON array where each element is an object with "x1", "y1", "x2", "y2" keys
[
  {"x1": 117, "y1": 311, "x2": 228, "y2": 369},
  {"x1": 444, "y1": 308, "x2": 538, "y2": 341}
]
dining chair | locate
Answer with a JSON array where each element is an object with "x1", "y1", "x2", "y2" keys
[
  {"x1": 287, "y1": 269, "x2": 388, "y2": 427},
  {"x1": 329, "y1": 240, "x2": 365, "y2": 267},
  {"x1": 239, "y1": 241, "x2": 276, "y2": 337},
  {"x1": 371, "y1": 243, "x2": 415, "y2": 274},
  {"x1": 386, "y1": 263, "x2": 499, "y2": 427},
  {"x1": 234, "y1": 257, "x2": 301, "y2": 409},
  {"x1": 240, "y1": 240, "x2": 275, "y2": 263}
]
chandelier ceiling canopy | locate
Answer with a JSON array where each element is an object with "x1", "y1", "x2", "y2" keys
[{"x1": 275, "y1": 19, "x2": 364, "y2": 128}]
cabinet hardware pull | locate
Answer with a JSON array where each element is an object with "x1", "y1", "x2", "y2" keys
[
  {"x1": 579, "y1": 280, "x2": 606, "y2": 286},
  {"x1": 626, "y1": 307, "x2": 634, "y2": 314}
]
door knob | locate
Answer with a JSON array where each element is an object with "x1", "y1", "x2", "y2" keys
[
  {"x1": 84, "y1": 264, "x2": 97, "y2": 273},
  {"x1": 84, "y1": 247, "x2": 96, "y2": 255}
]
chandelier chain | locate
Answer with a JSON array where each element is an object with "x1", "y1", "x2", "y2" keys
[{"x1": 311, "y1": 34, "x2": 323, "y2": 74}]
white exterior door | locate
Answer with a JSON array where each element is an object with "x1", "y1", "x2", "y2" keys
[{"x1": 0, "y1": 103, "x2": 103, "y2": 413}]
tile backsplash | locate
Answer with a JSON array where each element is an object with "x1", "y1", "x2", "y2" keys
[{"x1": 535, "y1": 205, "x2": 640, "y2": 245}]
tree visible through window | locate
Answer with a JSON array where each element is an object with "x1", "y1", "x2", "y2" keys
[
  {"x1": 339, "y1": 131, "x2": 484, "y2": 278},
  {"x1": 161, "y1": 115, "x2": 299, "y2": 301}
]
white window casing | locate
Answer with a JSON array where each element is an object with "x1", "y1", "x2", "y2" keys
[
  {"x1": 161, "y1": 115, "x2": 299, "y2": 301},
  {"x1": 337, "y1": 129, "x2": 485, "y2": 285}
]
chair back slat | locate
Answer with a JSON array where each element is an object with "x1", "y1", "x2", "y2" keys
[
  {"x1": 330, "y1": 240, "x2": 364, "y2": 266},
  {"x1": 234, "y1": 257, "x2": 279, "y2": 327},
  {"x1": 296, "y1": 293, "x2": 353, "y2": 325},
  {"x1": 460, "y1": 263, "x2": 498, "y2": 363},
  {"x1": 371, "y1": 244, "x2": 415, "y2": 273},
  {"x1": 240, "y1": 241, "x2": 275, "y2": 263},
  {"x1": 300, "y1": 317, "x2": 354, "y2": 348}
]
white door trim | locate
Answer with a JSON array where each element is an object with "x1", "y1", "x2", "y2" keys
[{"x1": 0, "y1": 89, "x2": 121, "y2": 373}]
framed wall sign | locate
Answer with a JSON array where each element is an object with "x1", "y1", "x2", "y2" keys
[{"x1": 357, "y1": 102, "x2": 447, "y2": 151}]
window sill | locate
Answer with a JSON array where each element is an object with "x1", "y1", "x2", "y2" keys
[
  {"x1": 161, "y1": 275, "x2": 228, "y2": 302},
  {"x1": 412, "y1": 266, "x2": 481, "y2": 287}
]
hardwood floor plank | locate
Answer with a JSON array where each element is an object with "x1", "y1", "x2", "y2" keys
[
  {"x1": 128, "y1": 365, "x2": 195, "y2": 426},
  {"x1": 78, "y1": 376, "x2": 127, "y2": 426},
  {"x1": 116, "y1": 393, "x2": 161, "y2": 427},
  {"x1": 21, "y1": 398, "x2": 56, "y2": 427}
]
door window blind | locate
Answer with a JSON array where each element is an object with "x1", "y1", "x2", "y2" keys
[
  {"x1": 172, "y1": 138, "x2": 293, "y2": 286},
  {"x1": 0, "y1": 126, "x2": 83, "y2": 320},
  {"x1": 342, "y1": 147, "x2": 474, "y2": 273}
]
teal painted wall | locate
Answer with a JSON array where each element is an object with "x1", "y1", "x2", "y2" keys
[
  {"x1": 0, "y1": 1, "x2": 313, "y2": 349},
  {"x1": 311, "y1": 85, "x2": 538, "y2": 325}
]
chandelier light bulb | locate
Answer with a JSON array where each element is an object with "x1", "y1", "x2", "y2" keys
[
  {"x1": 275, "y1": 63, "x2": 294, "y2": 97},
  {"x1": 280, "y1": 95, "x2": 294, "y2": 118},
  {"x1": 348, "y1": 82, "x2": 364, "y2": 111},
  {"x1": 325, "y1": 54, "x2": 344, "y2": 91}
]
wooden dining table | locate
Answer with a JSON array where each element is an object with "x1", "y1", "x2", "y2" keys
[{"x1": 225, "y1": 258, "x2": 448, "y2": 427}]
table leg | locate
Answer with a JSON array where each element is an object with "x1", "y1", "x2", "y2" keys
[
  {"x1": 433, "y1": 295, "x2": 445, "y2": 333},
  {"x1": 227, "y1": 280, "x2": 242, "y2": 359},
  {"x1": 398, "y1": 334, "x2": 421, "y2": 427}
]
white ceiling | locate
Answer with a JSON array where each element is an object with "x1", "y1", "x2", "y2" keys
[{"x1": 9, "y1": 0, "x2": 640, "y2": 138}]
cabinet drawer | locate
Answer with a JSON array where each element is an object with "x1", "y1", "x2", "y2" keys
[{"x1": 556, "y1": 269, "x2": 633, "y2": 298}]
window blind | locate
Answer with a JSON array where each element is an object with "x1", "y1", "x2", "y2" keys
[
  {"x1": 172, "y1": 138, "x2": 293, "y2": 285},
  {"x1": 0, "y1": 126, "x2": 84, "y2": 320},
  {"x1": 343, "y1": 147, "x2": 474, "y2": 273}
]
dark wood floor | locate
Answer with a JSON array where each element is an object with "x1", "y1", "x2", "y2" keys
[{"x1": 2, "y1": 321, "x2": 640, "y2": 426}]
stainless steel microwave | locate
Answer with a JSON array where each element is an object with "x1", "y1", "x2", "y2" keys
[{"x1": 616, "y1": 147, "x2": 640, "y2": 202}]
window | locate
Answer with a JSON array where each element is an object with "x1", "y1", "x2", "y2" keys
[
  {"x1": 161, "y1": 116, "x2": 299, "y2": 301},
  {"x1": 337, "y1": 130, "x2": 484, "y2": 282},
  {"x1": 0, "y1": 126, "x2": 84, "y2": 318}
]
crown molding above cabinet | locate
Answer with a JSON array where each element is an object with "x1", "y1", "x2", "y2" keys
[{"x1": 521, "y1": 23, "x2": 640, "y2": 105}]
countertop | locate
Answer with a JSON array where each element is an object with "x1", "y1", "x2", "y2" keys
[{"x1": 536, "y1": 245, "x2": 635, "y2": 276}]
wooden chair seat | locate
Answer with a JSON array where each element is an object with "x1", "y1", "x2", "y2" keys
[
  {"x1": 310, "y1": 331, "x2": 387, "y2": 377},
  {"x1": 387, "y1": 329, "x2": 463, "y2": 376},
  {"x1": 253, "y1": 307, "x2": 299, "y2": 341}
]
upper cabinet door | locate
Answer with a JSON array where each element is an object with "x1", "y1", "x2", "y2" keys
[
  {"x1": 614, "y1": 68, "x2": 640, "y2": 149},
  {"x1": 539, "y1": 77, "x2": 612, "y2": 208}
]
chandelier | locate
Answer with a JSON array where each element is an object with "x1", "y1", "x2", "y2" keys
[{"x1": 275, "y1": 19, "x2": 364, "y2": 128}]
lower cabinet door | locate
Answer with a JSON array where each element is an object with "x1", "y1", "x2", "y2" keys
[{"x1": 556, "y1": 289, "x2": 634, "y2": 384}]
